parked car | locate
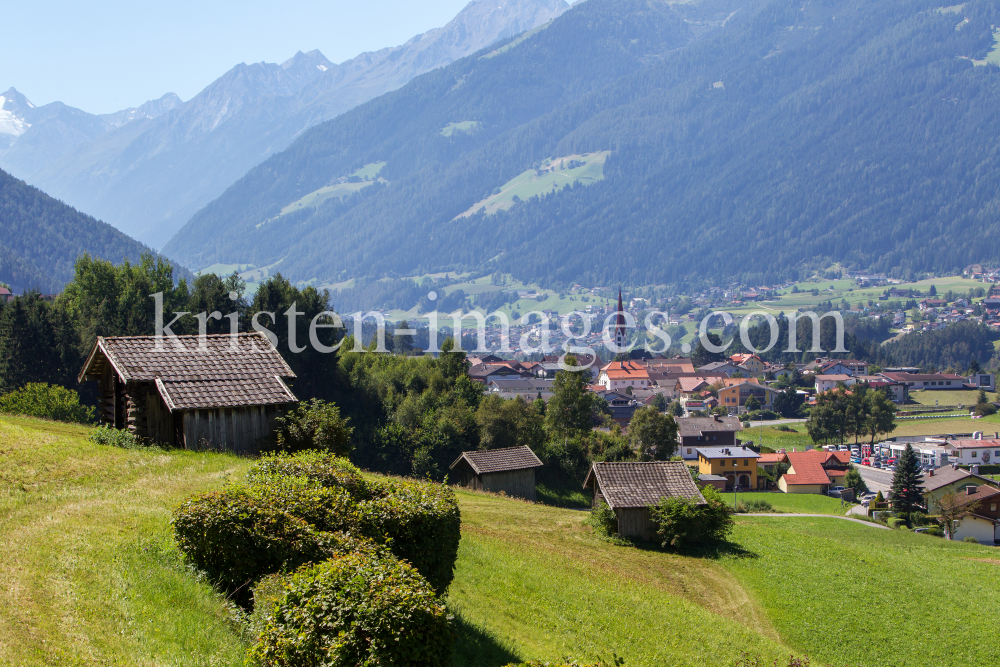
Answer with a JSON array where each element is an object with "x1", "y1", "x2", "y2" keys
[
  {"x1": 885, "y1": 465, "x2": 897, "y2": 473},
  {"x1": 862, "y1": 458, "x2": 871, "y2": 466},
  {"x1": 838, "y1": 445, "x2": 850, "y2": 451},
  {"x1": 851, "y1": 457, "x2": 862, "y2": 464},
  {"x1": 828, "y1": 486, "x2": 846, "y2": 497},
  {"x1": 887, "y1": 457, "x2": 897, "y2": 465}
]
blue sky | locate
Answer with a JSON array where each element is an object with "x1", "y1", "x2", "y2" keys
[{"x1": 3, "y1": 0, "x2": 471, "y2": 114}]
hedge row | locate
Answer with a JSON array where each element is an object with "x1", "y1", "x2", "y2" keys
[
  {"x1": 173, "y1": 451, "x2": 461, "y2": 597},
  {"x1": 247, "y1": 552, "x2": 452, "y2": 667}
]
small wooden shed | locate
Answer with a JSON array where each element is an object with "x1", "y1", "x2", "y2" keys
[
  {"x1": 449, "y1": 445, "x2": 544, "y2": 500},
  {"x1": 78, "y1": 332, "x2": 298, "y2": 453},
  {"x1": 583, "y1": 461, "x2": 705, "y2": 540}
]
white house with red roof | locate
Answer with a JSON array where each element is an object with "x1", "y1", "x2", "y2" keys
[
  {"x1": 598, "y1": 361, "x2": 651, "y2": 391},
  {"x1": 777, "y1": 450, "x2": 850, "y2": 494},
  {"x1": 943, "y1": 439, "x2": 1000, "y2": 466}
]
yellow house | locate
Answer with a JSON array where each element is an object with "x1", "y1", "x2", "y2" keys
[
  {"x1": 697, "y1": 446, "x2": 761, "y2": 490},
  {"x1": 731, "y1": 353, "x2": 765, "y2": 376}
]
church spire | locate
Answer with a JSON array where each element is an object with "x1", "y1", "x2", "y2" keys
[{"x1": 614, "y1": 285, "x2": 627, "y2": 352}]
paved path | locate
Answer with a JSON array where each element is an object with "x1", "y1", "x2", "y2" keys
[
  {"x1": 737, "y1": 513, "x2": 890, "y2": 529},
  {"x1": 856, "y1": 464, "x2": 893, "y2": 494}
]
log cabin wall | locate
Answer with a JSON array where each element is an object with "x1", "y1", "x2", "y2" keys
[
  {"x1": 181, "y1": 405, "x2": 282, "y2": 454},
  {"x1": 481, "y1": 469, "x2": 537, "y2": 501}
]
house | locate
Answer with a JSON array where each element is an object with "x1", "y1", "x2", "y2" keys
[
  {"x1": 674, "y1": 377, "x2": 713, "y2": 399},
  {"x1": 698, "y1": 361, "x2": 741, "y2": 375},
  {"x1": 77, "y1": 333, "x2": 298, "y2": 452},
  {"x1": 815, "y1": 374, "x2": 857, "y2": 394},
  {"x1": 919, "y1": 299, "x2": 947, "y2": 311},
  {"x1": 879, "y1": 372, "x2": 967, "y2": 390},
  {"x1": 450, "y1": 445, "x2": 544, "y2": 500},
  {"x1": 598, "y1": 361, "x2": 651, "y2": 391},
  {"x1": 757, "y1": 453, "x2": 787, "y2": 489},
  {"x1": 940, "y1": 484, "x2": 1000, "y2": 544},
  {"x1": 730, "y1": 353, "x2": 765, "y2": 376},
  {"x1": 718, "y1": 381, "x2": 780, "y2": 411},
  {"x1": 486, "y1": 378, "x2": 555, "y2": 400},
  {"x1": 815, "y1": 359, "x2": 870, "y2": 376},
  {"x1": 468, "y1": 363, "x2": 530, "y2": 384},
  {"x1": 777, "y1": 451, "x2": 850, "y2": 494},
  {"x1": 920, "y1": 465, "x2": 999, "y2": 508},
  {"x1": 676, "y1": 415, "x2": 743, "y2": 460},
  {"x1": 941, "y1": 438, "x2": 1000, "y2": 466},
  {"x1": 583, "y1": 461, "x2": 705, "y2": 540},
  {"x1": 697, "y1": 446, "x2": 761, "y2": 490},
  {"x1": 966, "y1": 373, "x2": 996, "y2": 391},
  {"x1": 596, "y1": 390, "x2": 642, "y2": 426},
  {"x1": 853, "y1": 375, "x2": 908, "y2": 403}
]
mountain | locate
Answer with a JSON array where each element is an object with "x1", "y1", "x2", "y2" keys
[
  {"x1": 165, "y1": 0, "x2": 1000, "y2": 292},
  {"x1": 28, "y1": 0, "x2": 570, "y2": 249},
  {"x1": 0, "y1": 168, "x2": 172, "y2": 293},
  {"x1": 0, "y1": 88, "x2": 180, "y2": 180}
]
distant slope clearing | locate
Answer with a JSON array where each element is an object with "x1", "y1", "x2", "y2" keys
[
  {"x1": 458, "y1": 151, "x2": 610, "y2": 218},
  {"x1": 260, "y1": 162, "x2": 388, "y2": 227}
]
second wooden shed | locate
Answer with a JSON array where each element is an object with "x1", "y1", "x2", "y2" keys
[
  {"x1": 449, "y1": 445, "x2": 544, "y2": 500},
  {"x1": 583, "y1": 461, "x2": 705, "y2": 540}
]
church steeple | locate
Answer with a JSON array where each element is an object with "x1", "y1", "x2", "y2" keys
[{"x1": 614, "y1": 286, "x2": 627, "y2": 351}]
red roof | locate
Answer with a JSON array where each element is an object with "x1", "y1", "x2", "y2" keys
[
  {"x1": 782, "y1": 451, "x2": 833, "y2": 486},
  {"x1": 758, "y1": 453, "x2": 786, "y2": 463},
  {"x1": 602, "y1": 361, "x2": 650, "y2": 380},
  {"x1": 948, "y1": 439, "x2": 1000, "y2": 449}
]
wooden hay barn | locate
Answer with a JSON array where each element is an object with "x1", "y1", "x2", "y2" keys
[
  {"x1": 78, "y1": 332, "x2": 298, "y2": 453},
  {"x1": 449, "y1": 445, "x2": 544, "y2": 501},
  {"x1": 583, "y1": 461, "x2": 705, "y2": 540}
]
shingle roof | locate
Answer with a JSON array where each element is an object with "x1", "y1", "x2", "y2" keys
[
  {"x1": 602, "y1": 361, "x2": 650, "y2": 380},
  {"x1": 78, "y1": 333, "x2": 299, "y2": 410},
  {"x1": 449, "y1": 445, "x2": 543, "y2": 475},
  {"x1": 920, "y1": 466, "x2": 997, "y2": 493},
  {"x1": 758, "y1": 453, "x2": 787, "y2": 463},
  {"x1": 583, "y1": 461, "x2": 705, "y2": 509},
  {"x1": 676, "y1": 416, "x2": 743, "y2": 437},
  {"x1": 946, "y1": 439, "x2": 1000, "y2": 449},
  {"x1": 80, "y1": 333, "x2": 295, "y2": 383}
]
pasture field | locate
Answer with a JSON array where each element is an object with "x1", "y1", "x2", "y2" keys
[
  {"x1": 723, "y1": 517, "x2": 1000, "y2": 667},
  {"x1": 909, "y1": 389, "x2": 998, "y2": 407},
  {"x1": 6, "y1": 415, "x2": 997, "y2": 667},
  {"x1": 719, "y1": 491, "x2": 849, "y2": 515}
]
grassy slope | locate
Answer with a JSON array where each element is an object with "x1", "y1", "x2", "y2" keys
[
  {"x1": 724, "y1": 517, "x2": 1000, "y2": 667},
  {"x1": 909, "y1": 389, "x2": 999, "y2": 407},
  {"x1": 449, "y1": 490, "x2": 790, "y2": 667},
  {"x1": 9, "y1": 415, "x2": 998, "y2": 667},
  {"x1": 0, "y1": 416, "x2": 249, "y2": 665}
]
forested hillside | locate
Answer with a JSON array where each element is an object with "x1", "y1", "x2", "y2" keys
[
  {"x1": 0, "y1": 169, "x2": 172, "y2": 293},
  {"x1": 167, "y1": 0, "x2": 1000, "y2": 290}
]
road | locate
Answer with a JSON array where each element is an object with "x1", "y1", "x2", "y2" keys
[{"x1": 856, "y1": 464, "x2": 894, "y2": 495}]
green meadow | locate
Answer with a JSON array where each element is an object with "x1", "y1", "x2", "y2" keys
[{"x1": 4, "y1": 414, "x2": 999, "y2": 666}]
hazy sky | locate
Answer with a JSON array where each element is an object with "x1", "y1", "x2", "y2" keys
[{"x1": 2, "y1": 0, "x2": 473, "y2": 114}]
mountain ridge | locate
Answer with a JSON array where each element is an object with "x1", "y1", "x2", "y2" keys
[
  {"x1": 25, "y1": 0, "x2": 570, "y2": 248},
  {"x1": 164, "y1": 0, "x2": 1000, "y2": 290}
]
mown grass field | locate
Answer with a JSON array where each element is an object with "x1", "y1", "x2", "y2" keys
[
  {"x1": 719, "y1": 491, "x2": 849, "y2": 515},
  {"x1": 723, "y1": 517, "x2": 1000, "y2": 667},
  {"x1": 0, "y1": 416, "x2": 249, "y2": 665},
  {"x1": 909, "y1": 389, "x2": 998, "y2": 407},
  {"x1": 6, "y1": 415, "x2": 999, "y2": 667}
]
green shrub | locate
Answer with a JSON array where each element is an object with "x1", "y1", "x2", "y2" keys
[
  {"x1": 272, "y1": 399, "x2": 353, "y2": 455},
  {"x1": 923, "y1": 525, "x2": 945, "y2": 537},
  {"x1": 586, "y1": 502, "x2": 619, "y2": 537},
  {"x1": 0, "y1": 383, "x2": 94, "y2": 423},
  {"x1": 89, "y1": 424, "x2": 143, "y2": 449},
  {"x1": 171, "y1": 480, "x2": 361, "y2": 603},
  {"x1": 650, "y1": 485, "x2": 734, "y2": 550},
  {"x1": 773, "y1": 424, "x2": 794, "y2": 432},
  {"x1": 247, "y1": 552, "x2": 453, "y2": 667},
  {"x1": 247, "y1": 450, "x2": 371, "y2": 499},
  {"x1": 962, "y1": 536, "x2": 981, "y2": 543},
  {"x1": 973, "y1": 402, "x2": 998, "y2": 416},
  {"x1": 734, "y1": 499, "x2": 773, "y2": 513},
  {"x1": 887, "y1": 517, "x2": 907, "y2": 529},
  {"x1": 744, "y1": 409, "x2": 780, "y2": 421},
  {"x1": 356, "y1": 477, "x2": 461, "y2": 594}
]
